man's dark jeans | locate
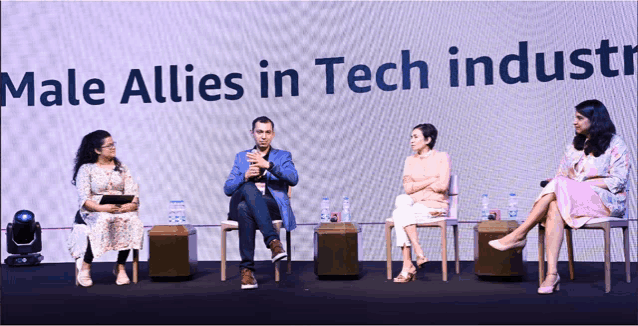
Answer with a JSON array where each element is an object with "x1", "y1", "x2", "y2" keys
[{"x1": 229, "y1": 182, "x2": 281, "y2": 271}]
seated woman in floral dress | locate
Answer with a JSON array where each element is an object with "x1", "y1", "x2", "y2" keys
[
  {"x1": 490, "y1": 99, "x2": 631, "y2": 294},
  {"x1": 68, "y1": 130, "x2": 143, "y2": 287}
]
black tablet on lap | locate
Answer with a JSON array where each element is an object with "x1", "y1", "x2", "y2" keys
[{"x1": 99, "y1": 195, "x2": 134, "y2": 205}]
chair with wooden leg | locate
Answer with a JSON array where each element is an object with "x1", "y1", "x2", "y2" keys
[
  {"x1": 538, "y1": 216, "x2": 631, "y2": 293},
  {"x1": 221, "y1": 188, "x2": 293, "y2": 282},
  {"x1": 385, "y1": 175, "x2": 460, "y2": 282}
]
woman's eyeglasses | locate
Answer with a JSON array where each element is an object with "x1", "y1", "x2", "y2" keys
[{"x1": 101, "y1": 142, "x2": 117, "y2": 149}]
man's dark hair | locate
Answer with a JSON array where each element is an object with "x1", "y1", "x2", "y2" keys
[
  {"x1": 573, "y1": 99, "x2": 616, "y2": 157},
  {"x1": 252, "y1": 116, "x2": 274, "y2": 131},
  {"x1": 413, "y1": 123, "x2": 438, "y2": 149}
]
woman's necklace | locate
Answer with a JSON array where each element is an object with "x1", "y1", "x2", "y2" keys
[{"x1": 418, "y1": 150, "x2": 433, "y2": 159}]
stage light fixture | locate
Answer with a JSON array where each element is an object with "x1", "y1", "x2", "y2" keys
[{"x1": 5, "y1": 210, "x2": 44, "y2": 266}]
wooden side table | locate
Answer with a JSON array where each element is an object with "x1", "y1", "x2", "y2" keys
[
  {"x1": 148, "y1": 225, "x2": 198, "y2": 278},
  {"x1": 474, "y1": 220, "x2": 525, "y2": 277},
  {"x1": 314, "y1": 222, "x2": 361, "y2": 277}
]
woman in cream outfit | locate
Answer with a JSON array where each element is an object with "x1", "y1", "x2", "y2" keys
[
  {"x1": 489, "y1": 100, "x2": 631, "y2": 294},
  {"x1": 392, "y1": 123, "x2": 451, "y2": 283}
]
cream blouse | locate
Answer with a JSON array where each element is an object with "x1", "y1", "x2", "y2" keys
[{"x1": 402, "y1": 150, "x2": 451, "y2": 210}]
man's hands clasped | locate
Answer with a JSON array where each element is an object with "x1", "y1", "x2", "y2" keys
[{"x1": 245, "y1": 152, "x2": 270, "y2": 182}]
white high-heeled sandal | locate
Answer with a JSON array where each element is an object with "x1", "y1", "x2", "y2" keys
[
  {"x1": 538, "y1": 273, "x2": 560, "y2": 294},
  {"x1": 416, "y1": 255, "x2": 429, "y2": 269},
  {"x1": 393, "y1": 270, "x2": 417, "y2": 283}
]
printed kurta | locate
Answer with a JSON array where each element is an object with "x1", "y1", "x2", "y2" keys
[
  {"x1": 68, "y1": 163, "x2": 144, "y2": 259},
  {"x1": 536, "y1": 135, "x2": 631, "y2": 228}
]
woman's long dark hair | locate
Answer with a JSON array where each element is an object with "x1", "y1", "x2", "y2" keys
[
  {"x1": 72, "y1": 130, "x2": 122, "y2": 185},
  {"x1": 572, "y1": 99, "x2": 616, "y2": 157}
]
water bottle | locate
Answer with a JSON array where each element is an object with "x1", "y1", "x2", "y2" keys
[
  {"x1": 177, "y1": 200, "x2": 186, "y2": 224},
  {"x1": 341, "y1": 196, "x2": 351, "y2": 222},
  {"x1": 480, "y1": 194, "x2": 489, "y2": 220},
  {"x1": 321, "y1": 197, "x2": 330, "y2": 223},
  {"x1": 168, "y1": 200, "x2": 179, "y2": 225},
  {"x1": 508, "y1": 193, "x2": 518, "y2": 220}
]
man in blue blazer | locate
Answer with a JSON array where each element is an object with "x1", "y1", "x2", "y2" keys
[{"x1": 223, "y1": 116, "x2": 298, "y2": 290}]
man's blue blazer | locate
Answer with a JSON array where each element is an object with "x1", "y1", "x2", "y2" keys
[{"x1": 224, "y1": 148, "x2": 298, "y2": 231}]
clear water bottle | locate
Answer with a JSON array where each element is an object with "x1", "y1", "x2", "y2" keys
[
  {"x1": 177, "y1": 200, "x2": 186, "y2": 224},
  {"x1": 341, "y1": 196, "x2": 351, "y2": 222},
  {"x1": 480, "y1": 194, "x2": 489, "y2": 220},
  {"x1": 508, "y1": 193, "x2": 518, "y2": 220},
  {"x1": 168, "y1": 200, "x2": 180, "y2": 225},
  {"x1": 321, "y1": 197, "x2": 330, "y2": 223}
]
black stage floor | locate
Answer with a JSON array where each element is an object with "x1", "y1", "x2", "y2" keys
[{"x1": 1, "y1": 261, "x2": 636, "y2": 325}]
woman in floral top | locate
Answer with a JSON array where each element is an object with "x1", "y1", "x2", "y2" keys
[
  {"x1": 68, "y1": 130, "x2": 144, "y2": 287},
  {"x1": 490, "y1": 100, "x2": 631, "y2": 294}
]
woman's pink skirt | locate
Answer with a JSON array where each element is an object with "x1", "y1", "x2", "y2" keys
[{"x1": 536, "y1": 176, "x2": 610, "y2": 229}]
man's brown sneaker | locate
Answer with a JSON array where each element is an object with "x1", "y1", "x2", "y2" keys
[
  {"x1": 269, "y1": 239, "x2": 287, "y2": 263},
  {"x1": 240, "y1": 268, "x2": 258, "y2": 290}
]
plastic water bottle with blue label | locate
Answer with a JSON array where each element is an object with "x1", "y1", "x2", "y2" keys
[
  {"x1": 508, "y1": 193, "x2": 518, "y2": 220},
  {"x1": 168, "y1": 200, "x2": 180, "y2": 225},
  {"x1": 341, "y1": 196, "x2": 351, "y2": 222},
  {"x1": 321, "y1": 197, "x2": 330, "y2": 223},
  {"x1": 480, "y1": 194, "x2": 489, "y2": 220},
  {"x1": 177, "y1": 200, "x2": 186, "y2": 224}
]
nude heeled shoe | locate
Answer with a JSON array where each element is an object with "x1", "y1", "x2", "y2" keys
[
  {"x1": 113, "y1": 264, "x2": 131, "y2": 285},
  {"x1": 538, "y1": 273, "x2": 560, "y2": 294},
  {"x1": 488, "y1": 238, "x2": 527, "y2": 251}
]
